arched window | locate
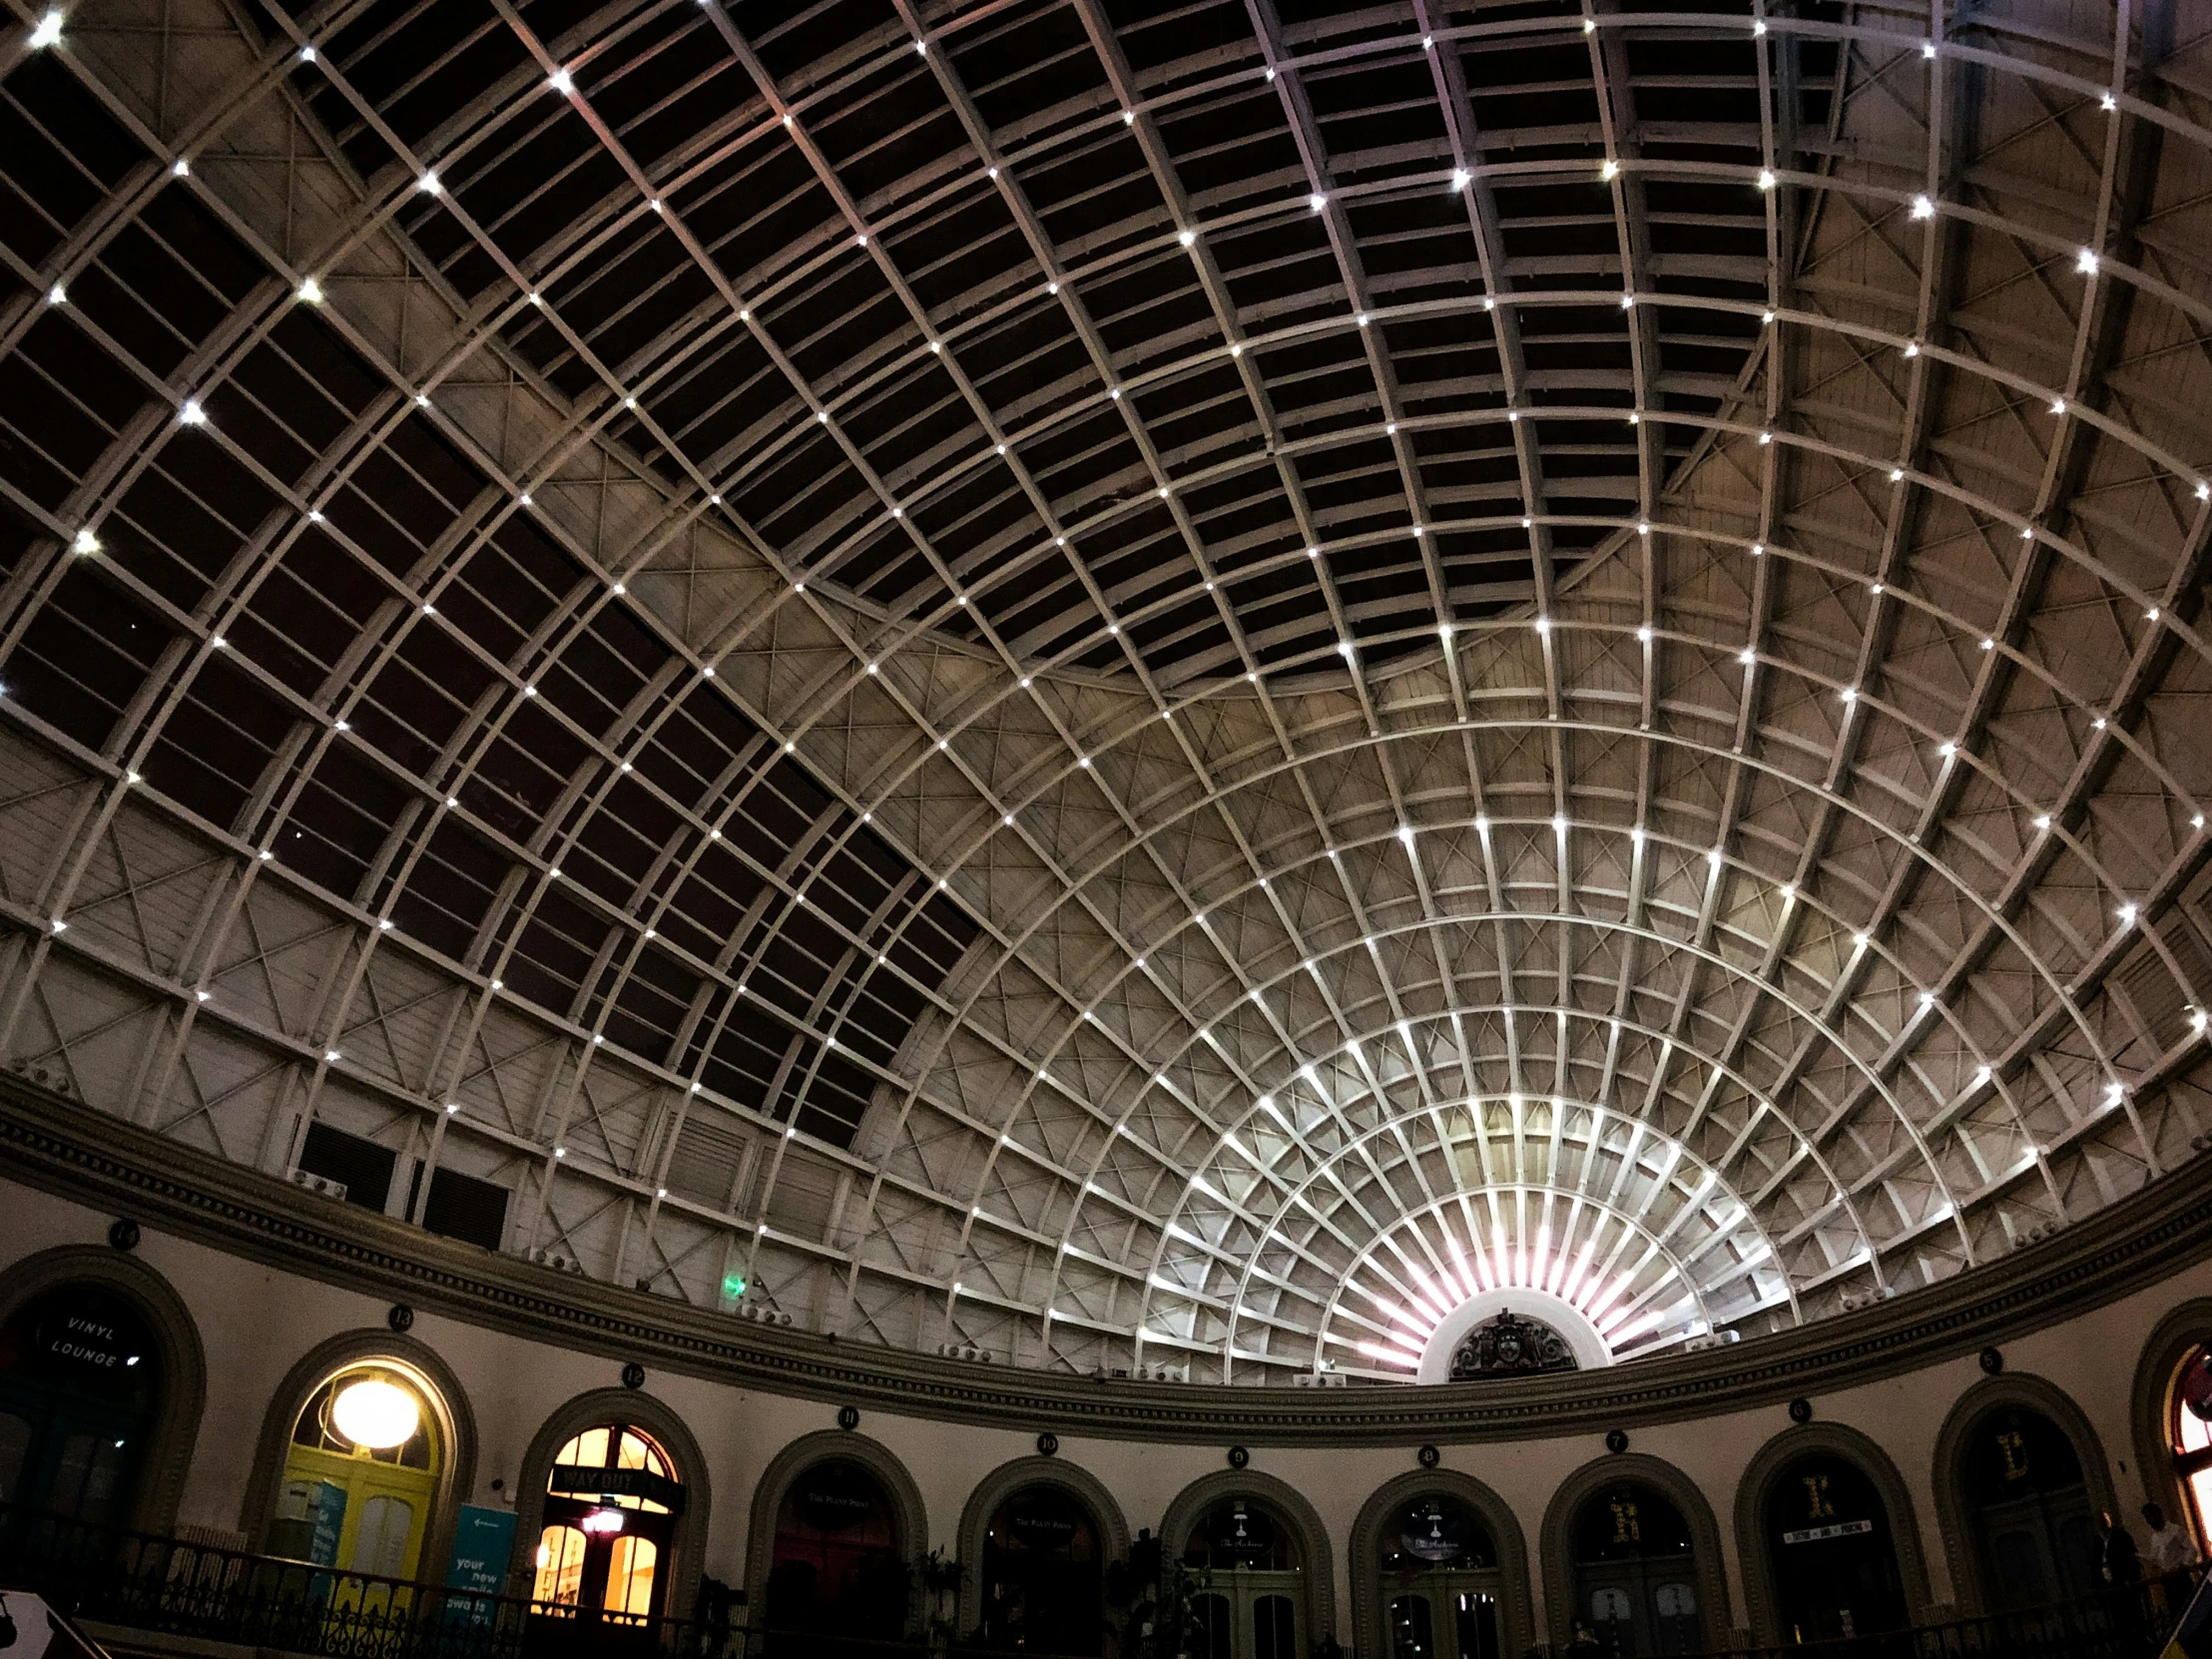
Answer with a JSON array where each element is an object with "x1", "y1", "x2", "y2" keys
[
  {"x1": 1762, "y1": 1455, "x2": 1907, "y2": 1643},
  {"x1": 1183, "y1": 1497, "x2": 1304, "y2": 1659},
  {"x1": 0, "y1": 1283, "x2": 161, "y2": 1526},
  {"x1": 531, "y1": 1424, "x2": 685, "y2": 1621},
  {"x1": 1960, "y1": 1406, "x2": 2096, "y2": 1608},
  {"x1": 980, "y1": 1483, "x2": 1103, "y2": 1655},
  {"x1": 766, "y1": 1459, "x2": 908, "y2": 1640},
  {"x1": 2167, "y1": 1346, "x2": 2212, "y2": 1548},
  {"x1": 1566, "y1": 1483, "x2": 1701, "y2": 1655},
  {"x1": 271, "y1": 1362, "x2": 442, "y2": 1579},
  {"x1": 1379, "y1": 1496, "x2": 1503, "y2": 1659}
]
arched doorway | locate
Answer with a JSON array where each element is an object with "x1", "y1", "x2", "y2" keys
[
  {"x1": 979, "y1": 1482, "x2": 1103, "y2": 1654},
  {"x1": 1379, "y1": 1494, "x2": 1505, "y2": 1659},
  {"x1": 765, "y1": 1458, "x2": 909, "y2": 1642},
  {"x1": 1184, "y1": 1494, "x2": 1305, "y2": 1659},
  {"x1": 1958, "y1": 1405, "x2": 2097, "y2": 1608},
  {"x1": 530, "y1": 1423, "x2": 686, "y2": 1621},
  {"x1": 0, "y1": 1282, "x2": 161, "y2": 1526},
  {"x1": 2164, "y1": 1344, "x2": 2212, "y2": 1549},
  {"x1": 1565, "y1": 1483, "x2": 1702, "y2": 1655},
  {"x1": 269, "y1": 1360, "x2": 444, "y2": 1578},
  {"x1": 1762, "y1": 1454, "x2": 1909, "y2": 1642}
]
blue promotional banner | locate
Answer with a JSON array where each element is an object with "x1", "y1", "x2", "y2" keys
[
  {"x1": 445, "y1": 1504, "x2": 517, "y2": 1594},
  {"x1": 308, "y1": 1481, "x2": 346, "y2": 1567}
]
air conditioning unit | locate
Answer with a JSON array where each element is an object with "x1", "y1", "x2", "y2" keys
[
  {"x1": 938, "y1": 1342, "x2": 993, "y2": 1363},
  {"x1": 1293, "y1": 1372, "x2": 1350, "y2": 1388},
  {"x1": 1132, "y1": 1363, "x2": 1187, "y2": 1382},
  {"x1": 737, "y1": 1304, "x2": 795, "y2": 1327},
  {"x1": 290, "y1": 1169, "x2": 347, "y2": 1201},
  {"x1": 1683, "y1": 1330, "x2": 1741, "y2": 1353}
]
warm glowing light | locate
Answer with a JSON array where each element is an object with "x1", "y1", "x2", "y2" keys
[
  {"x1": 579, "y1": 1508, "x2": 628, "y2": 1535},
  {"x1": 331, "y1": 1378, "x2": 419, "y2": 1448}
]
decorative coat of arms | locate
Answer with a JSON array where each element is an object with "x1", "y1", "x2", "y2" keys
[{"x1": 1447, "y1": 1309, "x2": 1578, "y2": 1379}]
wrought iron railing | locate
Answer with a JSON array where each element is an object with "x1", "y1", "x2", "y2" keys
[
  {"x1": 4, "y1": 1503, "x2": 2197, "y2": 1659},
  {"x1": 1657, "y1": 1576, "x2": 2194, "y2": 1659}
]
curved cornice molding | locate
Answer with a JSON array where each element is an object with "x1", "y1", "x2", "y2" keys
[{"x1": 8, "y1": 1081, "x2": 2212, "y2": 1445}]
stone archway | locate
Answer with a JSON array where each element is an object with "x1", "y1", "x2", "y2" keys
[
  {"x1": 1160, "y1": 1465, "x2": 1337, "y2": 1647},
  {"x1": 1733, "y1": 1421, "x2": 1934, "y2": 1644},
  {"x1": 1349, "y1": 1466, "x2": 1534, "y2": 1659},
  {"x1": 0, "y1": 1241, "x2": 207, "y2": 1536},
  {"x1": 745, "y1": 1428, "x2": 928, "y2": 1634},
  {"x1": 1539, "y1": 1450, "x2": 1733, "y2": 1654}
]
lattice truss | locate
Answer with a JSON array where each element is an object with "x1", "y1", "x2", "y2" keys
[{"x1": 0, "y1": 0, "x2": 2210, "y2": 1384}]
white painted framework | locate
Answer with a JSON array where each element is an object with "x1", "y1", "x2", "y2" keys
[{"x1": 0, "y1": 0, "x2": 2209, "y2": 1385}]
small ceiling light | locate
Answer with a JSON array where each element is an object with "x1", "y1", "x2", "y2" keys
[
  {"x1": 1763, "y1": 308, "x2": 1776, "y2": 323},
  {"x1": 2050, "y1": 397, "x2": 2067, "y2": 415},
  {"x1": 1601, "y1": 159, "x2": 1620, "y2": 182},
  {"x1": 297, "y1": 276, "x2": 324, "y2": 304},
  {"x1": 1123, "y1": 109, "x2": 1135, "y2": 124},
  {"x1": 1619, "y1": 291, "x2": 1635, "y2": 308},
  {"x1": 1922, "y1": 39, "x2": 1936, "y2": 57},
  {"x1": 1533, "y1": 616, "x2": 1550, "y2": 636},
  {"x1": 1738, "y1": 648, "x2": 1755, "y2": 665},
  {"x1": 72, "y1": 529, "x2": 99, "y2": 555},
  {"x1": 1752, "y1": 17, "x2": 1766, "y2": 33},
  {"x1": 1758, "y1": 430, "x2": 1772, "y2": 444},
  {"x1": 1450, "y1": 168, "x2": 1469, "y2": 191},
  {"x1": 1980, "y1": 637, "x2": 1994, "y2": 650},
  {"x1": 1584, "y1": 16, "x2": 1595, "y2": 30},
  {"x1": 1911, "y1": 194, "x2": 1934, "y2": 220},
  {"x1": 2101, "y1": 90, "x2": 2117, "y2": 112},
  {"x1": 46, "y1": 284, "x2": 65, "y2": 305},
  {"x1": 332, "y1": 1379, "x2": 419, "y2": 1449},
  {"x1": 1904, "y1": 340, "x2": 1920, "y2": 357},
  {"x1": 1637, "y1": 626, "x2": 1652, "y2": 643},
  {"x1": 29, "y1": 10, "x2": 63, "y2": 48},
  {"x1": 2076, "y1": 247, "x2": 2099, "y2": 276},
  {"x1": 179, "y1": 399, "x2": 207, "y2": 425},
  {"x1": 1179, "y1": 229, "x2": 1195, "y2": 247},
  {"x1": 1757, "y1": 169, "x2": 1776, "y2": 190},
  {"x1": 418, "y1": 171, "x2": 442, "y2": 196},
  {"x1": 549, "y1": 68, "x2": 573, "y2": 92},
  {"x1": 2034, "y1": 815, "x2": 2051, "y2": 830},
  {"x1": 1890, "y1": 468, "x2": 1904, "y2": 482},
  {"x1": 2119, "y1": 902, "x2": 2138, "y2": 926},
  {"x1": 1839, "y1": 685, "x2": 1858, "y2": 703},
  {"x1": 1308, "y1": 194, "x2": 1326, "y2": 213}
]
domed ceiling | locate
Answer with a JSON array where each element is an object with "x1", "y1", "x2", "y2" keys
[{"x1": 3, "y1": 0, "x2": 2211, "y2": 1384}]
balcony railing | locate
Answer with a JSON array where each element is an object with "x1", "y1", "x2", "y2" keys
[
  {"x1": 3, "y1": 1502, "x2": 2195, "y2": 1659},
  {"x1": 0, "y1": 1505, "x2": 724, "y2": 1659}
]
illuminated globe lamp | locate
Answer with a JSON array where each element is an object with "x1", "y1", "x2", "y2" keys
[
  {"x1": 330, "y1": 1376, "x2": 421, "y2": 1449},
  {"x1": 578, "y1": 1507, "x2": 627, "y2": 1535}
]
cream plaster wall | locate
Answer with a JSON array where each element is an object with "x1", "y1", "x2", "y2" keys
[{"x1": 7, "y1": 1173, "x2": 2209, "y2": 1649}]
